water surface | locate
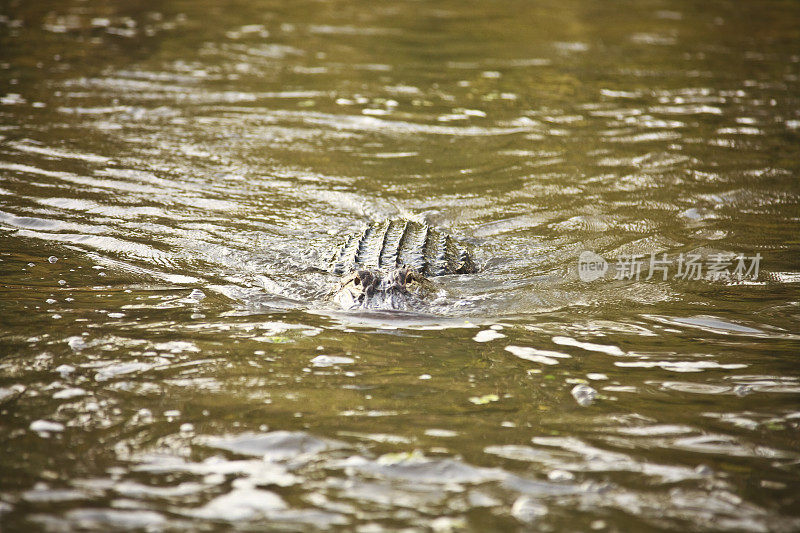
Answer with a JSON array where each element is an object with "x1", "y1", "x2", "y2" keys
[{"x1": 1, "y1": 0, "x2": 799, "y2": 530}]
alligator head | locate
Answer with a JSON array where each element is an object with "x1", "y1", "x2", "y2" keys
[{"x1": 330, "y1": 266, "x2": 434, "y2": 310}]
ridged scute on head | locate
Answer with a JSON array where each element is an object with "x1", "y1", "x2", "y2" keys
[{"x1": 329, "y1": 219, "x2": 476, "y2": 276}]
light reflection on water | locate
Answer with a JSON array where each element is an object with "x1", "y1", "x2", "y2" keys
[{"x1": 1, "y1": 0, "x2": 799, "y2": 530}]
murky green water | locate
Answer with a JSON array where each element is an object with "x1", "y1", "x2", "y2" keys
[{"x1": 1, "y1": 0, "x2": 799, "y2": 530}]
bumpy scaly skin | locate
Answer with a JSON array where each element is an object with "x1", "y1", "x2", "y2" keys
[
  {"x1": 328, "y1": 219, "x2": 476, "y2": 310},
  {"x1": 331, "y1": 266, "x2": 433, "y2": 310},
  {"x1": 329, "y1": 219, "x2": 475, "y2": 277}
]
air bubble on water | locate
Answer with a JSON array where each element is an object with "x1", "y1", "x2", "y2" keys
[
  {"x1": 48, "y1": 256, "x2": 58, "y2": 263},
  {"x1": 571, "y1": 384, "x2": 597, "y2": 406},
  {"x1": 511, "y1": 495, "x2": 547, "y2": 523},
  {"x1": 188, "y1": 289, "x2": 205, "y2": 301}
]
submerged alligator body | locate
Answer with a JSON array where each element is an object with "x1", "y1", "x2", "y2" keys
[{"x1": 328, "y1": 219, "x2": 476, "y2": 310}]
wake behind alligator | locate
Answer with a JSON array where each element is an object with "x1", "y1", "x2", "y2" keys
[{"x1": 327, "y1": 218, "x2": 476, "y2": 310}]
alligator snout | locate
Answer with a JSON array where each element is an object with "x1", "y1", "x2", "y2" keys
[{"x1": 331, "y1": 266, "x2": 431, "y2": 310}]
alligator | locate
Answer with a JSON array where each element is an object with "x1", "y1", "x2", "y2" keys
[{"x1": 327, "y1": 218, "x2": 476, "y2": 310}]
